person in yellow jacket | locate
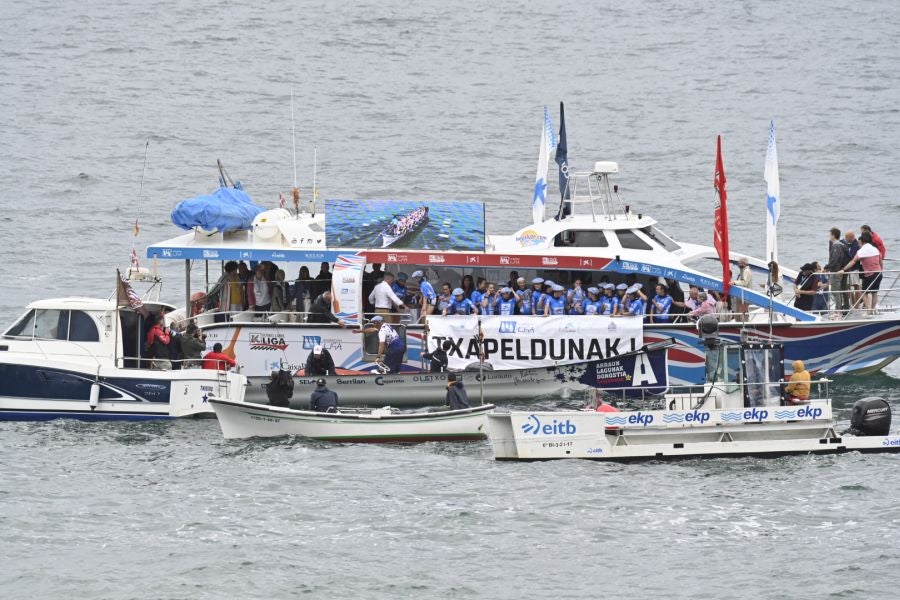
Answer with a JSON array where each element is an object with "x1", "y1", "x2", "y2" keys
[{"x1": 784, "y1": 360, "x2": 811, "y2": 404}]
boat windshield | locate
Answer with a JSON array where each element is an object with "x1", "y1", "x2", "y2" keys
[
  {"x1": 641, "y1": 226, "x2": 680, "y2": 252},
  {"x1": 742, "y1": 346, "x2": 783, "y2": 407},
  {"x1": 705, "y1": 344, "x2": 741, "y2": 393},
  {"x1": 614, "y1": 230, "x2": 653, "y2": 251}
]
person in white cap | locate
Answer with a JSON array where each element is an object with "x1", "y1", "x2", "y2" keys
[
  {"x1": 599, "y1": 283, "x2": 619, "y2": 316},
  {"x1": 358, "y1": 315, "x2": 406, "y2": 373},
  {"x1": 305, "y1": 343, "x2": 335, "y2": 376},
  {"x1": 495, "y1": 287, "x2": 518, "y2": 315},
  {"x1": 544, "y1": 284, "x2": 567, "y2": 316},
  {"x1": 410, "y1": 270, "x2": 437, "y2": 319},
  {"x1": 614, "y1": 283, "x2": 629, "y2": 315}
]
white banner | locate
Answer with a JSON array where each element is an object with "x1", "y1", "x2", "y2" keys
[
  {"x1": 330, "y1": 254, "x2": 366, "y2": 326},
  {"x1": 426, "y1": 315, "x2": 643, "y2": 370}
]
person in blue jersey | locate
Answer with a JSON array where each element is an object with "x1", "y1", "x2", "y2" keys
[
  {"x1": 624, "y1": 285, "x2": 645, "y2": 316},
  {"x1": 480, "y1": 283, "x2": 499, "y2": 315},
  {"x1": 544, "y1": 284, "x2": 568, "y2": 316},
  {"x1": 391, "y1": 272, "x2": 410, "y2": 304},
  {"x1": 581, "y1": 287, "x2": 602, "y2": 315},
  {"x1": 649, "y1": 283, "x2": 673, "y2": 323},
  {"x1": 495, "y1": 287, "x2": 519, "y2": 316},
  {"x1": 523, "y1": 277, "x2": 543, "y2": 315},
  {"x1": 599, "y1": 284, "x2": 619, "y2": 316},
  {"x1": 411, "y1": 270, "x2": 437, "y2": 320},
  {"x1": 436, "y1": 282, "x2": 453, "y2": 315},
  {"x1": 567, "y1": 279, "x2": 586, "y2": 312},
  {"x1": 512, "y1": 277, "x2": 529, "y2": 314},
  {"x1": 536, "y1": 280, "x2": 555, "y2": 316},
  {"x1": 614, "y1": 283, "x2": 629, "y2": 315},
  {"x1": 444, "y1": 288, "x2": 477, "y2": 316},
  {"x1": 469, "y1": 278, "x2": 489, "y2": 314}
]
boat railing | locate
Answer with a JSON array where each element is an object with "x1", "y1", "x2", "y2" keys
[{"x1": 593, "y1": 377, "x2": 832, "y2": 412}]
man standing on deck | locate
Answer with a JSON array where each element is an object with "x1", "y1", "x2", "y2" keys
[
  {"x1": 730, "y1": 257, "x2": 753, "y2": 321},
  {"x1": 368, "y1": 272, "x2": 406, "y2": 323},
  {"x1": 357, "y1": 315, "x2": 406, "y2": 374},
  {"x1": 824, "y1": 227, "x2": 850, "y2": 312}
]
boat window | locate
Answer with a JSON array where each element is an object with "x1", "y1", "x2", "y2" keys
[
  {"x1": 553, "y1": 230, "x2": 610, "y2": 247},
  {"x1": 34, "y1": 310, "x2": 69, "y2": 341},
  {"x1": 641, "y1": 226, "x2": 681, "y2": 252},
  {"x1": 615, "y1": 230, "x2": 654, "y2": 251},
  {"x1": 4, "y1": 310, "x2": 36, "y2": 338},
  {"x1": 69, "y1": 310, "x2": 100, "y2": 342}
]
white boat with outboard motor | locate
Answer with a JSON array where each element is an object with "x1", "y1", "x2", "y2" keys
[
  {"x1": 488, "y1": 317, "x2": 900, "y2": 461},
  {"x1": 0, "y1": 279, "x2": 247, "y2": 420},
  {"x1": 209, "y1": 397, "x2": 494, "y2": 442}
]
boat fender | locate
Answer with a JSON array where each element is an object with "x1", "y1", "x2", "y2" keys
[
  {"x1": 89, "y1": 383, "x2": 101, "y2": 411},
  {"x1": 844, "y1": 397, "x2": 892, "y2": 437}
]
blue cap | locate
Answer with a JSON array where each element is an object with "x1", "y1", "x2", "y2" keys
[
  {"x1": 397, "y1": 272, "x2": 408, "y2": 280},
  {"x1": 452, "y1": 288, "x2": 464, "y2": 296},
  {"x1": 371, "y1": 315, "x2": 384, "y2": 323}
]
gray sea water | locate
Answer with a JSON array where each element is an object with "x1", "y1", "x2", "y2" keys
[{"x1": 2, "y1": 0, "x2": 900, "y2": 598}]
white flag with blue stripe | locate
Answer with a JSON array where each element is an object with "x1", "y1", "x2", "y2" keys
[
  {"x1": 532, "y1": 106, "x2": 557, "y2": 224},
  {"x1": 764, "y1": 120, "x2": 780, "y2": 263}
]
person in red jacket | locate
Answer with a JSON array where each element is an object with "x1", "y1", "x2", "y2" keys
[
  {"x1": 203, "y1": 343, "x2": 237, "y2": 371},
  {"x1": 146, "y1": 314, "x2": 172, "y2": 370}
]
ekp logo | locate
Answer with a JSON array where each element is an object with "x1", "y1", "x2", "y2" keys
[
  {"x1": 302, "y1": 336, "x2": 322, "y2": 349},
  {"x1": 499, "y1": 321, "x2": 517, "y2": 334},
  {"x1": 521, "y1": 414, "x2": 577, "y2": 436}
]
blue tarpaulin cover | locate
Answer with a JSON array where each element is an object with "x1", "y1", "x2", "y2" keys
[{"x1": 171, "y1": 187, "x2": 265, "y2": 232}]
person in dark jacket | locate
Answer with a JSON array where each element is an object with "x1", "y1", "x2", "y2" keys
[
  {"x1": 422, "y1": 339, "x2": 452, "y2": 373},
  {"x1": 308, "y1": 291, "x2": 346, "y2": 327},
  {"x1": 305, "y1": 345, "x2": 336, "y2": 376},
  {"x1": 180, "y1": 323, "x2": 206, "y2": 368},
  {"x1": 446, "y1": 373, "x2": 471, "y2": 410},
  {"x1": 310, "y1": 378, "x2": 338, "y2": 412}
]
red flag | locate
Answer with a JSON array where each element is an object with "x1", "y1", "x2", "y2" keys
[
  {"x1": 130, "y1": 247, "x2": 140, "y2": 270},
  {"x1": 714, "y1": 135, "x2": 730, "y2": 299}
]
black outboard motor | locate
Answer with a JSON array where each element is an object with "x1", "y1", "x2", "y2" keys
[
  {"x1": 265, "y1": 369, "x2": 295, "y2": 407},
  {"x1": 845, "y1": 397, "x2": 892, "y2": 436}
]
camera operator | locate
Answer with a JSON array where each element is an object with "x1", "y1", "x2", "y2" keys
[{"x1": 180, "y1": 322, "x2": 207, "y2": 368}]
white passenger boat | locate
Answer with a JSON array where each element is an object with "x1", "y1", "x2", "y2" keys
[
  {"x1": 0, "y1": 292, "x2": 247, "y2": 421},
  {"x1": 145, "y1": 119, "x2": 900, "y2": 390},
  {"x1": 209, "y1": 398, "x2": 494, "y2": 442},
  {"x1": 487, "y1": 318, "x2": 900, "y2": 461}
]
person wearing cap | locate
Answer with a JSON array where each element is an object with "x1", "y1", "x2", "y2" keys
[
  {"x1": 623, "y1": 285, "x2": 645, "y2": 317},
  {"x1": 613, "y1": 283, "x2": 628, "y2": 314},
  {"x1": 536, "y1": 280, "x2": 555, "y2": 315},
  {"x1": 599, "y1": 284, "x2": 619, "y2": 316},
  {"x1": 368, "y1": 271, "x2": 406, "y2": 323},
  {"x1": 544, "y1": 284, "x2": 567, "y2": 316},
  {"x1": 310, "y1": 378, "x2": 339, "y2": 412},
  {"x1": 580, "y1": 287, "x2": 602, "y2": 315},
  {"x1": 410, "y1": 270, "x2": 437, "y2": 319},
  {"x1": 308, "y1": 290, "x2": 346, "y2": 327},
  {"x1": 495, "y1": 287, "x2": 518, "y2": 316},
  {"x1": 305, "y1": 344, "x2": 336, "y2": 376},
  {"x1": 793, "y1": 263, "x2": 819, "y2": 312},
  {"x1": 730, "y1": 257, "x2": 753, "y2": 321},
  {"x1": 359, "y1": 315, "x2": 406, "y2": 373},
  {"x1": 446, "y1": 372, "x2": 471, "y2": 410},
  {"x1": 444, "y1": 288, "x2": 477, "y2": 316}
]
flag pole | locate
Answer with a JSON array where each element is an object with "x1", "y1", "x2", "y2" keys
[
  {"x1": 311, "y1": 145, "x2": 318, "y2": 217},
  {"x1": 290, "y1": 88, "x2": 300, "y2": 217},
  {"x1": 478, "y1": 317, "x2": 485, "y2": 405}
]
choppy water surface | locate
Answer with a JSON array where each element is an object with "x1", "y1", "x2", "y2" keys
[{"x1": 2, "y1": 0, "x2": 900, "y2": 598}]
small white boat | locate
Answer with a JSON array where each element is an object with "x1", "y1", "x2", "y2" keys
[
  {"x1": 488, "y1": 318, "x2": 900, "y2": 461},
  {"x1": 210, "y1": 398, "x2": 495, "y2": 441}
]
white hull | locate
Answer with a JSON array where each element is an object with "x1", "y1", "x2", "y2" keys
[
  {"x1": 488, "y1": 403, "x2": 900, "y2": 461},
  {"x1": 210, "y1": 398, "x2": 494, "y2": 441}
]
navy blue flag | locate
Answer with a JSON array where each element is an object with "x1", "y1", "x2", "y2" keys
[
  {"x1": 578, "y1": 348, "x2": 669, "y2": 396},
  {"x1": 555, "y1": 101, "x2": 570, "y2": 200}
]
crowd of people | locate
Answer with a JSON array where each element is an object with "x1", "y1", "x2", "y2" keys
[
  {"x1": 144, "y1": 313, "x2": 237, "y2": 371},
  {"x1": 788, "y1": 224, "x2": 888, "y2": 315}
]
